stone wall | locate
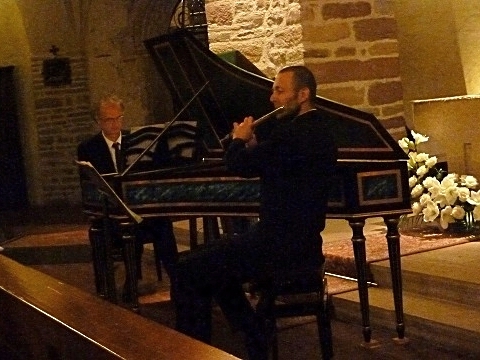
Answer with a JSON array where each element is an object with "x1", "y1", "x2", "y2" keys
[
  {"x1": 31, "y1": 56, "x2": 92, "y2": 204},
  {"x1": 206, "y1": 0, "x2": 305, "y2": 78},
  {"x1": 304, "y1": 0, "x2": 404, "y2": 131},
  {"x1": 206, "y1": 0, "x2": 405, "y2": 136}
]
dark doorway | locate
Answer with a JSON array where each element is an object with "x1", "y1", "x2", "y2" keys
[{"x1": 0, "y1": 66, "x2": 28, "y2": 211}]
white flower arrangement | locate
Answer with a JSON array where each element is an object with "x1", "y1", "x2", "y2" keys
[{"x1": 398, "y1": 130, "x2": 480, "y2": 230}]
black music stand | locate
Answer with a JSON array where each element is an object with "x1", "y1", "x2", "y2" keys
[{"x1": 77, "y1": 161, "x2": 143, "y2": 309}]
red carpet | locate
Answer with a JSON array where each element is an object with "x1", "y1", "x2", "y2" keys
[{"x1": 324, "y1": 232, "x2": 473, "y2": 279}]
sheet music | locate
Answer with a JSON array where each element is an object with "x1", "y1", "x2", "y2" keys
[{"x1": 128, "y1": 121, "x2": 197, "y2": 162}]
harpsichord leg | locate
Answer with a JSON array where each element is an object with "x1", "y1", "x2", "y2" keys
[
  {"x1": 102, "y1": 218, "x2": 117, "y2": 304},
  {"x1": 88, "y1": 222, "x2": 106, "y2": 298},
  {"x1": 383, "y1": 215, "x2": 409, "y2": 344},
  {"x1": 121, "y1": 222, "x2": 139, "y2": 311},
  {"x1": 203, "y1": 216, "x2": 221, "y2": 244},
  {"x1": 348, "y1": 218, "x2": 377, "y2": 346}
]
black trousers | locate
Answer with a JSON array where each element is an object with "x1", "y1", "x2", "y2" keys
[
  {"x1": 135, "y1": 218, "x2": 178, "y2": 280},
  {"x1": 175, "y1": 224, "x2": 270, "y2": 358}
]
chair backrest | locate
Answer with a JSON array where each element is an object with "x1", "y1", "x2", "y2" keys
[{"x1": 125, "y1": 121, "x2": 198, "y2": 171}]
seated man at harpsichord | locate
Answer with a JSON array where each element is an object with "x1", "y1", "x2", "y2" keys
[
  {"x1": 77, "y1": 94, "x2": 179, "y2": 299},
  {"x1": 174, "y1": 66, "x2": 338, "y2": 359}
]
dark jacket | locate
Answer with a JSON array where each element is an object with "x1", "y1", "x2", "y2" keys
[
  {"x1": 77, "y1": 132, "x2": 122, "y2": 175},
  {"x1": 225, "y1": 109, "x2": 337, "y2": 270}
]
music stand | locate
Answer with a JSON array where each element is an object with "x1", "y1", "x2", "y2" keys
[{"x1": 77, "y1": 161, "x2": 142, "y2": 309}]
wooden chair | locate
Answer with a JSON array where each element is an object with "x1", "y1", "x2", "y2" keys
[{"x1": 254, "y1": 265, "x2": 334, "y2": 360}]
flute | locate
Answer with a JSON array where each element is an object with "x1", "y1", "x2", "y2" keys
[
  {"x1": 251, "y1": 106, "x2": 286, "y2": 128},
  {"x1": 220, "y1": 105, "x2": 297, "y2": 145}
]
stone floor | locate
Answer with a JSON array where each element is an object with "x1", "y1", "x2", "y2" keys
[{"x1": 1, "y1": 207, "x2": 478, "y2": 359}]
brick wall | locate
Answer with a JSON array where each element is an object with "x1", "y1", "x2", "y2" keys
[
  {"x1": 31, "y1": 56, "x2": 92, "y2": 204},
  {"x1": 304, "y1": 0, "x2": 404, "y2": 131},
  {"x1": 206, "y1": 0, "x2": 405, "y2": 132}
]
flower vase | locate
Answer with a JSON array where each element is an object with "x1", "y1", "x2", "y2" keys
[
  {"x1": 398, "y1": 214, "x2": 443, "y2": 236},
  {"x1": 445, "y1": 216, "x2": 480, "y2": 237}
]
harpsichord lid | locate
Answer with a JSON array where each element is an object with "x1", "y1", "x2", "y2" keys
[{"x1": 144, "y1": 29, "x2": 407, "y2": 161}]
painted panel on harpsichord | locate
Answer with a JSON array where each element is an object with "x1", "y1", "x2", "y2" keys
[
  {"x1": 327, "y1": 165, "x2": 410, "y2": 216},
  {"x1": 314, "y1": 97, "x2": 410, "y2": 216},
  {"x1": 121, "y1": 177, "x2": 261, "y2": 215}
]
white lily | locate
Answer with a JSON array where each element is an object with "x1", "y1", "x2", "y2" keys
[
  {"x1": 467, "y1": 190, "x2": 480, "y2": 205},
  {"x1": 462, "y1": 175, "x2": 478, "y2": 189},
  {"x1": 456, "y1": 187, "x2": 470, "y2": 203},
  {"x1": 422, "y1": 200, "x2": 439, "y2": 222},
  {"x1": 409, "y1": 176, "x2": 417, "y2": 188},
  {"x1": 425, "y1": 156, "x2": 437, "y2": 168},
  {"x1": 451, "y1": 205, "x2": 466, "y2": 220},
  {"x1": 416, "y1": 165, "x2": 428, "y2": 177},
  {"x1": 440, "y1": 206, "x2": 456, "y2": 229},
  {"x1": 415, "y1": 152, "x2": 429, "y2": 163},
  {"x1": 411, "y1": 184, "x2": 424, "y2": 198},
  {"x1": 411, "y1": 130, "x2": 429, "y2": 145},
  {"x1": 412, "y1": 202, "x2": 423, "y2": 216}
]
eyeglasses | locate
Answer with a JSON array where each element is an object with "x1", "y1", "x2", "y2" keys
[{"x1": 99, "y1": 115, "x2": 124, "y2": 123}]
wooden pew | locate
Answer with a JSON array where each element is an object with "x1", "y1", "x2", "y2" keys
[{"x1": 0, "y1": 254, "x2": 238, "y2": 359}]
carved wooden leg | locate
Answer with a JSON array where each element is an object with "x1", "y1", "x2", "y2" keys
[
  {"x1": 88, "y1": 222, "x2": 106, "y2": 297},
  {"x1": 102, "y1": 217, "x2": 117, "y2": 304},
  {"x1": 383, "y1": 215, "x2": 409, "y2": 344},
  {"x1": 189, "y1": 217, "x2": 198, "y2": 249},
  {"x1": 202, "y1": 216, "x2": 221, "y2": 244},
  {"x1": 121, "y1": 222, "x2": 139, "y2": 311},
  {"x1": 348, "y1": 219, "x2": 376, "y2": 346},
  {"x1": 99, "y1": 194, "x2": 118, "y2": 304}
]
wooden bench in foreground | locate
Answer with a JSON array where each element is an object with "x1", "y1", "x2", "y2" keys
[{"x1": 0, "y1": 254, "x2": 238, "y2": 359}]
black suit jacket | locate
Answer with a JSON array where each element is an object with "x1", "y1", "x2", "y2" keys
[
  {"x1": 77, "y1": 129, "x2": 177, "y2": 174},
  {"x1": 225, "y1": 110, "x2": 338, "y2": 271},
  {"x1": 77, "y1": 132, "x2": 126, "y2": 174}
]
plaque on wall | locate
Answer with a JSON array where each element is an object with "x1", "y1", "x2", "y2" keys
[{"x1": 42, "y1": 57, "x2": 71, "y2": 86}]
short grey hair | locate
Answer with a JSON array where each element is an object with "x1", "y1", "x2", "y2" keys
[{"x1": 93, "y1": 94, "x2": 124, "y2": 120}]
